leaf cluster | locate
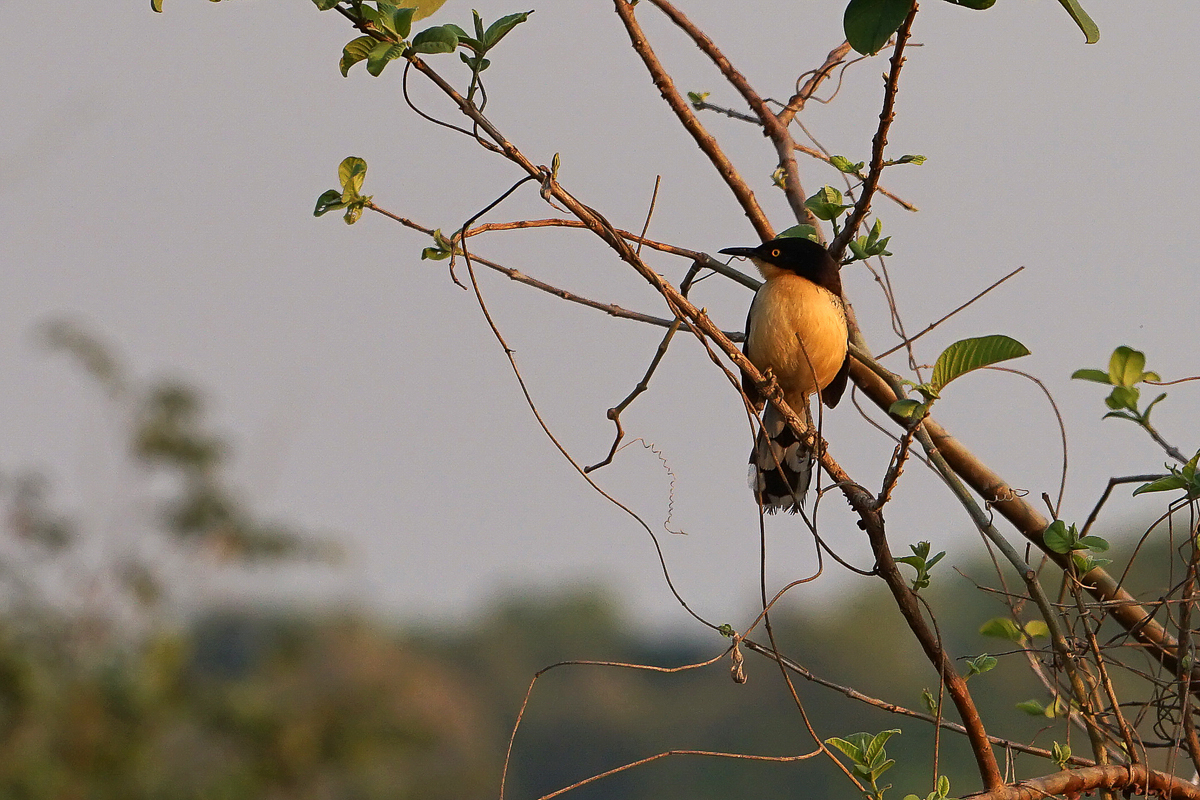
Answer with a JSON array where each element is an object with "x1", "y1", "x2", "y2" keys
[
  {"x1": 1072, "y1": 345, "x2": 1166, "y2": 427},
  {"x1": 314, "y1": 156, "x2": 372, "y2": 225},
  {"x1": 1133, "y1": 451, "x2": 1200, "y2": 501},
  {"x1": 826, "y1": 729, "x2": 900, "y2": 800},
  {"x1": 901, "y1": 775, "x2": 951, "y2": 800},
  {"x1": 895, "y1": 541, "x2": 945, "y2": 591},
  {"x1": 1042, "y1": 519, "x2": 1111, "y2": 573},
  {"x1": 314, "y1": 1, "x2": 531, "y2": 79}
]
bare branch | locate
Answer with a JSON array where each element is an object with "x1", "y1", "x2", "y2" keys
[
  {"x1": 611, "y1": 0, "x2": 774, "y2": 240},
  {"x1": 779, "y1": 41, "x2": 854, "y2": 125},
  {"x1": 830, "y1": 3, "x2": 919, "y2": 260},
  {"x1": 874, "y1": 266, "x2": 1025, "y2": 359},
  {"x1": 643, "y1": 0, "x2": 816, "y2": 230},
  {"x1": 960, "y1": 763, "x2": 1200, "y2": 800}
]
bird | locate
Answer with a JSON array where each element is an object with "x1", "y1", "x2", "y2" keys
[{"x1": 720, "y1": 236, "x2": 850, "y2": 513}]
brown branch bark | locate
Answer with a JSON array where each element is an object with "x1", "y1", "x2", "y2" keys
[
  {"x1": 779, "y1": 41, "x2": 854, "y2": 126},
  {"x1": 643, "y1": 0, "x2": 816, "y2": 230},
  {"x1": 961, "y1": 764, "x2": 1200, "y2": 800},
  {"x1": 612, "y1": 0, "x2": 774, "y2": 241},
  {"x1": 848, "y1": 355, "x2": 1200, "y2": 689},
  {"x1": 830, "y1": 3, "x2": 917, "y2": 261}
]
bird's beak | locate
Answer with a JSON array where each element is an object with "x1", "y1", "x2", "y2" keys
[{"x1": 719, "y1": 246, "x2": 759, "y2": 258}]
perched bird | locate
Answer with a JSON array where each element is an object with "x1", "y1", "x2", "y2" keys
[{"x1": 720, "y1": 237, "x2": 850, "y2": 513}]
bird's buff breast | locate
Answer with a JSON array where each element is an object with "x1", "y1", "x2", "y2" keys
[{"x1": 747, "y1": 275, "x2": 848, "y2": 401}]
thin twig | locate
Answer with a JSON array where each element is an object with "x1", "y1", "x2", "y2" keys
[
  {"x1": 779, "y1": 41, "x2": 854, "y2": 125},
  {"x1": 830, "y1": 3, "x2": 918, "y2": 261},
  {"x1": 737, "y1": 638, "x2": 1096, "y2": 766},
  {"x1": 367, "y1": 204, "x2": 749, "y2": 341},
  {"x1": 643, "y1": 0, "x2": 815, "y2": 230},
  {"x1": 455, "y1": 187, "x2": 719, "y2": 634},
  {"x1": 985, "y1": 366, "x2": 1069, "y2": 518},
  {"x1": 794, "y1": 142, "x2": 918, "y2": 210},
  {"x1": 587, "y1": 320, "x2": 682, "y2": 473},
  {"x1": 874, "y1": 266, "x2": 1025, "y2": 359},
  {"x1": 612, "y1": 0, "x2": 774, "y2": 240}
]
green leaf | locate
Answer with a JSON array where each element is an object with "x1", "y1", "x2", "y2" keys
[
  {"x1": 804, "y1": 185, "x2": 852, "y2": 221},
  {"x1": 359, "y1": 5, "x2": 382, "y2": 26},
  {"x1": 312, "y1": 0, "x2": 342, "y2": 8},
  {"x1": 1053, "y1": 0, "x2": 1099, "y2": 44},
  {"x1": 380, "y1": 4, "x2": 416, "y2": 38},
  {"x1": 1072, "y1": 553, "x2": 1111, "y2": 573},
  {"x1": 410, "y1": 0, "x2": 449, "y2": 20},
  {"x1": 151, "y1": 0, "x2": 165, "y2": 11},
  {"x1": 1133, "y1": 474, "x2": 1187, "y2": 496},
  {"x1": 313, "y1": 189, "x2": 347, "y2": 217},
  {"x1": 979, "y1": 617, "x2": 1023, "y2": 643},
  {"x1": 843, "y1": 0, "x2": 913, "y2": 55},
  {"x1": 1186, "y1": 451, "x2": 1200, "y2": 479},
  {"x1": 338, "y1": 156, "x2": 368, "y2": 199},
  {"x1": 921, "y1": 688, "x2": 937, "y2": 715},
  {"x1": 687, "y1": 91, "x2": 710, "y2": 105},
  {"x1": 942, "y1": 0, "x2": 996, "y2": 7},
  {"x1": 888, "y1": 398, "x2": 925, "y2": 422},
  {"x1": 1024, "y1": 620, "x2": 1050, "y2": 639},
  {"x1": 460, "y1": 52, "x2": 491, "y2": 71},
  {"x1": 1042, "y1": 519, "x2": 1076, "y2": 554},
  {"x1": 870, "y1": 757, "x2": 896, "y2": 781},
  {"x1": 1016, "y1": 699, "x2": 1048, "y2": 716},
  {"x1": 1071, "y1": 368, "x2": 1111, "y2": 384},
  {"x1": 865, "y1": 729, "x2": 900, "y2": 765},
  {"x1": 777, "y1": 224, "x2": 820, "y2": 242},
  {"x1": 340, "y1": 36, "x2": 377, "y2": 76},
  {"x1": 483, "y1": 10, "x2": 533, "y2": 48},
  {"x1": 829, "y1": 155, "x2": 865, "y2": 174},
  {"x1": 374, "y1": 3, "x2": 399, "y2": 34},
  {"x1": 1078, "y1": 535, "x2": 1109, "y2": 552},
  {"x1": 1142, "y1": 392, "x2": 1167, "y2": 424},
  {"x1": 1109, "y1": 346, "x2": 1146, "y2": 386},
  {"x1": 892, "y1": 154, "x2": 926, "y2": 164},
  {"x1": 1105, "y1": 385, "x2": 1139, "y2": 411},
  {"x1": 366, "y1": 41, "x2": 406, "y2": 76},
  {"x1": 344, "y1": 202, "x2": 365, "y2": 225},
  {"x1": 445, "y1": 25, "x2": 484, "y2": 53},
  {"x1": 966, "y1": 654, "x2": 997, "y2": 677},
  {"x1": 411, "y1": 24, "x2": 459, "y2": 54},
  {"x1": 929, "y1": 334, "x2": 1030, "y2": 392},
  {"x1": 825, "y1": 736, "x2": 863, "y2": 761}
]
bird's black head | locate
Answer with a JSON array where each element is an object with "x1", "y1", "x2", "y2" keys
[{"x1": 721, "y1": 236, "x2": 840, "y2": 293}]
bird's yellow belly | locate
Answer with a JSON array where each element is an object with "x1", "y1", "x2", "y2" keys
[{"x1": 747, "y1": 275, "x2": 847, "y2": 403}]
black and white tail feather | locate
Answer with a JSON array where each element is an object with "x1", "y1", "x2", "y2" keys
[{"x1": 749, "y1": 403, "x2": 814, "y2": 514}]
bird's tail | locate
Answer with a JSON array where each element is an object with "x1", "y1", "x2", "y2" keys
[{"x1": 748, "y1": 403, "x2": 813, "y2": 514}]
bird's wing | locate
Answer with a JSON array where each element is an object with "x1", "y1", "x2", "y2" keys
[
  {"x1": 740, "y1": 304, "x2": 764, "y2": 410},
  {"x1": 819, "y1": 352, "x2": 850, "y2": 408}
]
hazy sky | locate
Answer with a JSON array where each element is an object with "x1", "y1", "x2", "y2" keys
[{"x1": 2, "y1": 0, "x2": 1197, "y2": 631}]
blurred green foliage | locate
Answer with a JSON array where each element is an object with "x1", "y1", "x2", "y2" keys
[
  {"x1": 0, "y1": 571, "x2": 1152, "y2": 800},
  {"x1": 4, "y1": 325, "x2": 1184, "y2": 798}
]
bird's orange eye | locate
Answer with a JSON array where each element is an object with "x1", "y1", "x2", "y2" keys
[{"x1": 771, "y1": 248, "x2": 780, "y2": 257}]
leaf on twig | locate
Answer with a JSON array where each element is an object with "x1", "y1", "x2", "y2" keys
[
  {"x1": 928, "y1": 334, "x2": 1030, "y2": 393},
  {"x1": 843, "y1": 0, "x2": 912, "y2": 55}
]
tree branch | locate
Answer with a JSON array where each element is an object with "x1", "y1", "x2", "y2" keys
[
  {"x1": 611, "y1": 0, "x2": 775, "y2": 240},
  {"x1": 644, "y1": 0, "x2": 817, "y2": 230},
  {"x1": 830, "y1": 3, "x2": 918, "y2": 261}
]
